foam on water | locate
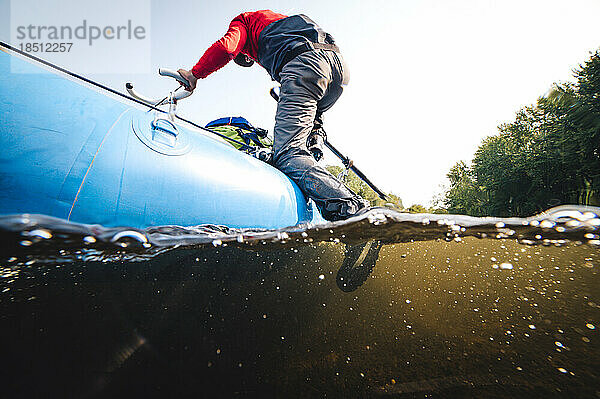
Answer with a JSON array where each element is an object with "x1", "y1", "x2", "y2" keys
[{"x1": 0, "y1": 205, "x2": 598, "y2": 264}]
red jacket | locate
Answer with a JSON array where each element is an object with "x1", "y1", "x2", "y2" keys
[{"x1": 191, "y1": 10, "x2": 287, "y2": 79}]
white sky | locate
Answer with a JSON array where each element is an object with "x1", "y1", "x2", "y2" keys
[{"x1": 2, "y1": 0, "x2": 600, "y2": 207}]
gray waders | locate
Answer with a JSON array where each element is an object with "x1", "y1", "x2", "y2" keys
[{"x1": 272, "y1": 49, "x2": 369, "y2": 221}]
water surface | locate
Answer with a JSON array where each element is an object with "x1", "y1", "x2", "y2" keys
[{"x1": 0, "y1": 206, "x2": 598, "y2": 398}]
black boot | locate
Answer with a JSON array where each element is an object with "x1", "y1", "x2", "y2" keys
[
  {"x1": 336, "y1": 240, "x2": 384, "y2": 292},
  {"x1": 319, "y1": 196, "x2": 370, "y2": 222}
]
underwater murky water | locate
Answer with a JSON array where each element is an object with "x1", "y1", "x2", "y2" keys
[{"x1": 0, "y1": 206, "x2": 599, "y2": 398}]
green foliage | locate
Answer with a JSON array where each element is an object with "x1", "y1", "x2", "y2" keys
[
  {"x1": 442, "y1": 49, "x2": 600, "y2": 217},
  {"x1": 429, "y1": 207, "x2": 449, "y2": 214},
  {"x1": 404, "y1": 203, "x2": 448, "y2": 214},
  {"x1": 324, "y1": 165, "x2": 403, "y2": 208},
  {"x1": 407, "y1": 204, "x2": 428, "y2": 213},
  {"x1": 443, "y1": 161, "x2": 488, "y2": 215}
]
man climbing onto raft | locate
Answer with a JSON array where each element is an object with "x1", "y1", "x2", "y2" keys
[
  {"x1": 178, "y1": 10, "x2": 382, "y2": 291},
  {"x1": 177, "y1": 9, "x2": 370, "y2": 222}
]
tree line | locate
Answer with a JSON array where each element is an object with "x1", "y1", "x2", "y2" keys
[
  {"x1": 440, "y1": 49, "x2": 600, "y2": 217},
  {"x1": 325, "y1": 50, "x2": 599, "y2": 216}
]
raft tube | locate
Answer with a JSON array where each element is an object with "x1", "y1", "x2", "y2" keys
[{"x1": 0, "y1": 43, "x2": 324, "y2": 229}]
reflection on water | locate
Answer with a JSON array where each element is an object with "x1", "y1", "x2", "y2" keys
[{"x1": 0, "y1": 206, "x2": 598, "y2": 397}]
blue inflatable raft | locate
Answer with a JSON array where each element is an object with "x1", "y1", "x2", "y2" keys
[{"x1": 0, "y1": 42, "x2": 324, "y2": 229}]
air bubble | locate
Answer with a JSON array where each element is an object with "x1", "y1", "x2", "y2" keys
[
  {"x1": 83, "y1": 236, "x2": 96, "y2": 244},
  {"x1": 25, "y1": 229, "x2": 52, "y2": 239},
  {"x1": 540, "y1": 220, "x2": 555, "y2": 229},
  {"x1": 111, "y1": 230, "x2": 148, "y2": 244},
  {"x1": 500, "y1": 263, "x2": 513, "y2": 270}
]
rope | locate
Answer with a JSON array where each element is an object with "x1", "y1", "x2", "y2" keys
[{"x1": 0, "y1": 41, "x2": 255, "y2": 150}]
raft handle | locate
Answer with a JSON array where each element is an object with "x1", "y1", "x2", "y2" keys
[{"x1": 151, "y1": 118, "x2": 179, "y2": 143}]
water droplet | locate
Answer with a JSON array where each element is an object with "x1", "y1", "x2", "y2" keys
[
  {"x1": 555, "y1": 341, "x2": 564, "y2": 348},
  {"x1": 528, "y1": 324, "x2": 536, "y2": 330},
  {"x1": 111, "y1": 230, "x2": 148, "y2": 244},
  {"x1": 19, "y1": 240, "x2": 33, "y2": 246},
  {"x1": 318, "y1": 274, "x2": 325, "y2": 280},
  {"x1": 500, "y1": 262, "x2": 513, "y2": 270},
  {"x1": 540, "y1": 220, "x2": 555, "y2": 229},
  {"x1": 405, "y1": 299, "x2": 411, "y2": 304},
  {"x1": 586, "y1": 323, "x2": 595, "y2": 330},
  {"x1": 26, "y1": 229, "x2": 52, "y2": 239},
  {"x1": 557, "y1": 368, "x2": 567, "y2": 373},
  {"x1": 212, "y1": 239, "x2": 222, "y2": 247},
  {"x1": 277, "y1": 232, "x2": 289, "y2": 241},
  {"x1": 83, "y1": 236, "x2": 96, "y2": 244}
]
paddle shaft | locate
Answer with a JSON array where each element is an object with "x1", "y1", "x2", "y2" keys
[{"x1": 324, "y1": 140, "x2": 388, "y2": 201}]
